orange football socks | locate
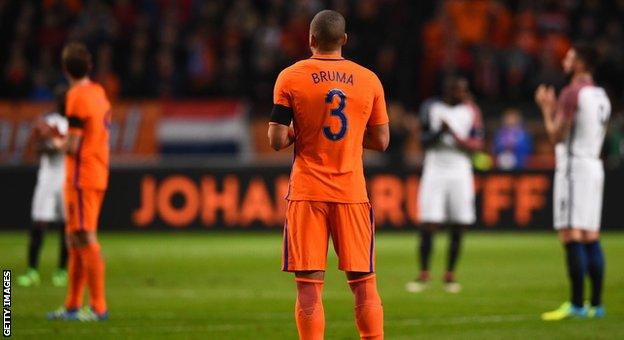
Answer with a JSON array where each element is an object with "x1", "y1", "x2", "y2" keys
[
  {"x1": 295, "y1": 278, "x2": 325, "y2": 340},
  {"x1": 64, "y1": 247, "x2": 85, "y2": 310},
  {"x1": 79, "y1": 242, "x2": 107, "y2": 314},
  {"x1": 348, "y1": 275, "x2": 384, "y2": 340}
]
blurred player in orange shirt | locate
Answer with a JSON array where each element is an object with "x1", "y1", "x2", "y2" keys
[
  {"x1": 48, "y1": 42, "x2": 110, "y2": 321},
  {"x1": 268, "y1": 10, "x2": 389, "y2": 340}
]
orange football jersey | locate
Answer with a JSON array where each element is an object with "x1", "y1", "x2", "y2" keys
[
  {"x1": 65, "y1": 81, "x2": 111, "y2": 190},
  {"x1": 274, "y1": 52, "x2": 389, "y2": 203}
]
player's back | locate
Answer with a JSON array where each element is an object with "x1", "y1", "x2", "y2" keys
[
  {"x1": 570, "y1": 85, "x2": 610, "y2": 158},
  {"x1": 555, "y1": 79, "x2": 611, "y2": 166},
  {"x1": 65, "y1": 81, "x2": 111, "y2": 190},
  {"x1": 276, "y1": 55, "x2": 388, "y2": 203}
]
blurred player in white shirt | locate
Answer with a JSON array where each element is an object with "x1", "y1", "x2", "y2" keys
[
  {"x1": 406, "y1": 77, "x2": 483, "y2": 294},
  {"x1": 536, "y1": 44, "x2": 610, "y2": 320},
  {"x1": 17, "y1": 88, "x2": 69, "y2": 287}
]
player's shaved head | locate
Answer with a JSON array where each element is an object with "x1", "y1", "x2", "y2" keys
[
  {"x1": 62, "y1": 42, "x2": 92, "y2": 79},
  {"x1": 310, "y1": 10, "x2": 346, "y2": 52}
]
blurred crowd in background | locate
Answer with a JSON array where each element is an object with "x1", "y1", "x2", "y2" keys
[{"x1": 1, "y1": 0, "x2": 624, "y2": 168}]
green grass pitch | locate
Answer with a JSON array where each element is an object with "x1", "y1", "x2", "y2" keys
[{"x1": 2, "y1": 231, "x2": 623, "y2": 339}]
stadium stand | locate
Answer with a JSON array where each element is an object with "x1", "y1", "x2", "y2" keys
[{"x1": 1, "y1": 0, "x2": 623, "y2": 167}]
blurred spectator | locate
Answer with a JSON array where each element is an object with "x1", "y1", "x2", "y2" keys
[
  {"x1": 186, "y1": 28, "x2": 218, "y2": 95},
  {"x1": 385, "y1": 102, "x2": 416, "y2": 166},
  {"x1": 29, "y1": 70, "x2": 54, "y2": 101},
  {"x1": 4, "y1": 48, "x2": 30, "y2": 98},
  {"x1": 95, "y1": 43, "x2": 120, "y2": 100},
  {"x1": 443, "y1": 0, "x2": 490, "y2": 46},
  {"x1": 493, "y1": 108, "x2": 532, "y2": 170}
]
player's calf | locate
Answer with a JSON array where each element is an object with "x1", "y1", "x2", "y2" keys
[
  {"x1": 347, "y1": 273, "x2": 383, "y2": 340},
  {"x1": 419, "y1": 226, "x2": 435, "y2": 275},
  {"x1": 560, "y1": 230, "x2": 586, "y2": 308},
  {"x1": 64, "y1": 231, "x2": 108, "y2": 315},
  {"x1": 406, "y1": 225, "x2": 436, "y2": 293},
  {"x1": 443, "y1": 225, "x2": 465, "y2": 293},
  {"x1": 584, "y1": 237, "x2": 604, "y2": 311},
  {"x1": 294, "y1": 272, "x2": 325, "y2": 340}
]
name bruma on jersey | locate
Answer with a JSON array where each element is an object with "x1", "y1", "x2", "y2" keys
[{"x1": 311, "y1": 71, "x2": 354, "y2": 86}]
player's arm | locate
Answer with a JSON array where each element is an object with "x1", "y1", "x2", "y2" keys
[
  {"x1": 447, "y1": 103, "x2": 484, "y2": 152},
  {"x1": 267, "y1": 101, "x2": 294, "y2": 151},
  {"x1": 419, "y1": 99, "x2": 444, "y2": 148},
  {"x1": 535, "y1": 84, "x2": 573, "y2": 144},
  {"x1": 36, "y1": 140, "x2": 56, "y2": 155},
  {"x1": 64, "y1": 132, "x2": 82, "y2": 155},
  {"x1": 62, "y1": 108, "x2": 85, "y2": 155},
  {"x1": 365, "y1": 75, "x2": 390, "y2": 152},
  {"x1": 449, "y1": 126, "x2": 484, "y2": 152},
  {"x1": 268, "y1": 70, "x2": 296, "y2": 151},
  {"x1": 50, "y1": 128, "x2": 81, "y2": 155},
  {"x1": 33, "y1": 117, "x2": 68, "y2": 154},
  {"x1": 363, "y1": 123, "x2": 390, "y2": 151},
  {"x1": 33, "y1": 122, "x2": 62, "y2": 155},
  {"x1": 268, "y1": 121, "x2": 295, "y2": 151},
  {"x1": 37, "y1": 135, "x2": 66, "y2": 154},
  {"x1": 60, "y1": 91, "x2": 86, "y2": 155}
]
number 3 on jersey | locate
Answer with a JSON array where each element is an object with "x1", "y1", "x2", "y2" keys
[{"x1": 323, "y1": 89, "x2": 347, "y2": 141}]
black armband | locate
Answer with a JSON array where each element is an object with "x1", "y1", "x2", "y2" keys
[
  {"x1": 269, "y1": 104, "x2": 293, "y2": 126},
  {"x1": 68, "y1": 117, "x2": 84, "y2": 128}
]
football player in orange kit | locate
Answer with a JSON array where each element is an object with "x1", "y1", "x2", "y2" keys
[
  {"x1": 268, "y1": 10, "x2": 390, "y2": 340},
  {"x1": 48, "y1": 42, "x2": 110, "y2": 321}
]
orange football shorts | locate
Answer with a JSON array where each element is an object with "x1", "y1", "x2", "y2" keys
[
  {"x1": 282, "y1": 200, "x2": 376, "y2": 273},
  {"x1": 65, "y1": 186, "x2": 105, "y2": 233}
]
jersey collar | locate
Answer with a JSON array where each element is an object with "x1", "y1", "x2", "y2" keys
[
  {"x1": 310, "y1": 52, "x2": 345, "y2": 61},
  {"x1": 572, "y1": 74, "x2": 594, "y2": 86},
  {"x1": 72, "y1": 78, "x2": 92, "y2": 89}
]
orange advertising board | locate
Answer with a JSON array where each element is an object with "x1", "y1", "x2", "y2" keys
[{"x1": 2, "y1": 166, "x2": 623, "y2": 231}]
